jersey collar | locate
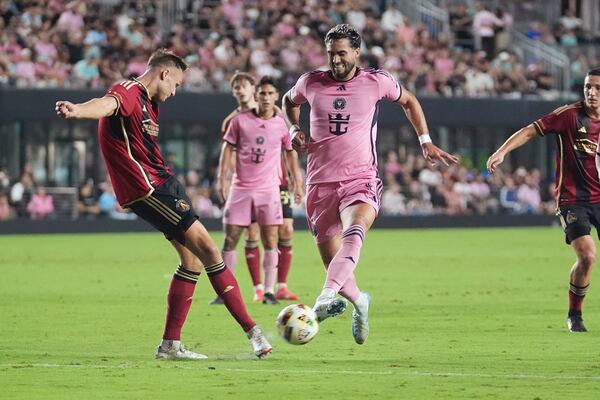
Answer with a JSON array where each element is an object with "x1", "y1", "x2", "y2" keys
[{"x1": 132, "y1": 78, "x2": 151, "y2": 99}]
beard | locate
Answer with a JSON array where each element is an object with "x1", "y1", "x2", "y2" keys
[{"x1": 331, "y1": 61, "x2": 356, "y2": 80}]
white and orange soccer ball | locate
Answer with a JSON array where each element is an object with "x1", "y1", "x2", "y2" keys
[{"x1": 276, "y1": 304, "x2": 319, "y2": 345}]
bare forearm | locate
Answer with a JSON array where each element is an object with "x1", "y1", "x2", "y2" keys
[
  {"x1": 401, "y1": 95, "x2": 429, "y2": 135},
  {"x1": 282, "y1": 93, "x2": 301, "y2": 128},
  {"x1": 286, "y1": 151, "x2": 303, "y2": 186},
  {"x1": 218, "y1": 143, "x2": 233, "y2": 182},
  {"x1": 494, "y1": 125, "x2": 537, "y2": 156},
  {"x1": 75, "y1": 97, "x2": 117, "y2": 119}
]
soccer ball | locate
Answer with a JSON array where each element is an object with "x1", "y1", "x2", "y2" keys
[{"x1": 276, "y1": 304, "x2": 319, "y2": 345}]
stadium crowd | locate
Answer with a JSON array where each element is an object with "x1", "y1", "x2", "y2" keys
[{"x1": 0, "y1": 0, "x2": 597, "y2": 97}]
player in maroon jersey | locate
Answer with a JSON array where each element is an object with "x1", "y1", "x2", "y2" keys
[
  {"x1": 487, "y1": 68, "x2": 600, "y2": 332},
  {"x1": 55, "y1": 49, "x2": 272, "y2": 358}
]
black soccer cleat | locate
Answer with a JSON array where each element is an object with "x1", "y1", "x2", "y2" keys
[
  {"x1": 262, "y1": 292, "x2": 279, "y2": 305},
  {"x1": 567, "y1": 314, "x2": 588, "y2": 332}
]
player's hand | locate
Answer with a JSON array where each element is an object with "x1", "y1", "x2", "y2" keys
[
  {"x1": 421, "y1": 143, "x2": 459, "y2": 166},
  {"x1": 486, "y1": 151, "x2": 505, "y2": 173},
  {"x1": 218, "y1": 179, "x2": 231, "y2": 203},
  {"x1": 291, "y1": 130, "x2": 308, "y2": 154},
  {"x1": 294, "y1": 185, "x2": 305, "y2": 204},
  {"x1": 55, "y1": 101, "x2": 79, "y2": 119}
]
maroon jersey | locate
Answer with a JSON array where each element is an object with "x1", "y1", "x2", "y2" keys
[
  {"x1": 533, "y1": 101, "x2": 600, "y2": 206},
  {"x1": 99, "y1": 79, "x2": 172, "y2": 206}
]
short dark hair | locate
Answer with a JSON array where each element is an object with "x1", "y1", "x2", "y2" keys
[
  {"x1": 147, "y1": 49, "x2": 188, "y2": 71},
  {"x1": 588, "y1": 68, "x2": 600, "y2": 77},
  {"x1": 230, "y1": 71, "x2": 256, "y2": 87},
  {"x1": 325, "y1": 24, "x2": 361, "y2": 49},
  {"x1": 257, "y1": 76, "x2": 278, "y2": 91}
]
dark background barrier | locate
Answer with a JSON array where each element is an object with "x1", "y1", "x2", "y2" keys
[
  {"x1": 0, "y1": 89, "x2": 565, "y2": 127},
  {"x1": 0, "y1": 214, "x2": 557, "y2": 235}
]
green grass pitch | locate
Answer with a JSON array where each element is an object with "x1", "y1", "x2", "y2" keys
[{"x1": 1, "y1": 227, "x2": 599, "y2": 399}]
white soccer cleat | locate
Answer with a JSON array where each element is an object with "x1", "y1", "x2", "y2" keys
[
  {"x1": 155, "y1": 340, "x2": 208, "y2": 360},
  {"x1": 313, "y1": 296, "x2": 348, "y2": 322},
  {"x1": 351, "y1": 292, "x2": 371, "y2": 345},
  {"x1": 246, "y1": 325, "x2": 273, "y2": 358}
]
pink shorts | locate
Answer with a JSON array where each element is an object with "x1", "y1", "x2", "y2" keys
[
  {"x1": 306, "y1": 177, "x2": 382, "y2": 244},
  {"x1": 223, "y1": 186, "x2": 283, "y2": 226}
]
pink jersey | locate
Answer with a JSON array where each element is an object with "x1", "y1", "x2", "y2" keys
[
  {"x1": 289, "y1": 68, "x2": 402, "y2": 184},
  {"x1": 223, "y1": 110, "x2": 292, "y2": 190}
]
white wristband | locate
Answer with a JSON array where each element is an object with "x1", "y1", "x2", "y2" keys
[
  {"x1": 289, "y1": 124, "x2": 301, "y2": 136},
  {"x1": 418, "y1": 134, "x2": 432, "y2": 146}
]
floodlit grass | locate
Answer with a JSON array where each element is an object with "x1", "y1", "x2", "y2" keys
[{"x1": 1, "y1": 227, "x2": 599, "y2": 399}]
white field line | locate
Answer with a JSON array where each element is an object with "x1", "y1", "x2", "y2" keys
[{"x1": 2, "y1": 364, "x2": 600, "y2": 380}]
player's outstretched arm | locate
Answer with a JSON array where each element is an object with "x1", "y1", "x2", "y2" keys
[
  {"x1": 282, "y1": 91, "x2": 308, "y2": 154},
  {"x1": 486, "y1": 124, "x2": 537, "y2": 173},
  {"x1": 396, "y1": 88, "x2": 459, "y2": 166},
  {"x1": 285, "y1": 150, "x2": 304, "y2": 204},
  {"x1": 217, "y1": 141, "x2": 235, "y2": 202},
  {"x1": 55, "y1": 97, "x2": 118, "y2": 120}
]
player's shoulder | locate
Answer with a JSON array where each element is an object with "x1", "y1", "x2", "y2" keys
[
  {"x1": 229, "y1": 109, "x2": 255, "y2": 124},
  {"x1": 222, "y1": 108, "x2": 241, "y2": 126},
  {"x1": 360, "y1": 67, "x2": 396, "y2": 81},
  {"x1": 297, "y1": 69, "x2": 328, "y2": 83},
  {"x1": 109, "y1": 79, "x2": 142, "y2": 92},
  {"x1": 550, "y1": 101, "x2": 583, "y2": 117}
]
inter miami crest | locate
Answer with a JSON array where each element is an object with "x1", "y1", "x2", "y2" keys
[
  {"x1": 256, "y1": 136, "x2": 265, "y2": 145},
  {"x1": 333, "y1": 98, "x2": 346, "y2": 110}
]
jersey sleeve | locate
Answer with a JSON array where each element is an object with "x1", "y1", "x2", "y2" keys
[
  {"x1": 532, "y1": 106, "x2": 569, "y2": 136},
  {"x1": 220, "y1": 110, "x2": 237, "y2": 138},
  {"x1": 289, "y1": 73, "x2": 309, "y2": 105},
  {"x1": 106, "y1": 82, "x2": 137, "y2": 117},
  {"x1": 223, "y1": 115, "x2": 239, "y2": 145},
  {"x1": 377, "y1": 70, "x2": 402, "y2": 102}
]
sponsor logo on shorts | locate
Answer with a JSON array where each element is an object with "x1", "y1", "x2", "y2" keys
[
  {"x1": 175, "y1": 199, "x2": 190, "y2": 212},
  {"x1": 566, "y1": 212, "x2": 578, "y2": 224}
]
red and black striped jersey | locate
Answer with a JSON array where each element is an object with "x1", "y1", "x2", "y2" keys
[
  {"x1": 98, "y1": 79, "x2": 172, "y2": 206},
  {"x1": 533, "y1": 101, "x2": 600, "y2": 206}
]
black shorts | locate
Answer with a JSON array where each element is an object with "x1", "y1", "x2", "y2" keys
[
  {"x1": 557, "y1": 203, "x2": 600, "y2": 244},
  {"x1": 280, "y1": 185, "x2": 293, "y2": 219},
  {"x1": 129, "y1": 176, "x2": 199, "y2": 244}
]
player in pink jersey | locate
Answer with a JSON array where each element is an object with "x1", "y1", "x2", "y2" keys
[
  {"x1": 283, "y1": 25, "x2": 458, "y2": 344},
  {"x1": 210, "y1": 72, "x2": 266, "y2": 305},
  {"x1": 56, "y1": 49, "x2": 272, "y2": 359},
  {"x1": 219, "y1": 76, "x2": 304, "y2": 305}
]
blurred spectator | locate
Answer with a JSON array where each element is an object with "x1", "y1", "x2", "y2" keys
[
  {"x1": 26, "y1": 186, "x2": 54, "y2": 220},
  {"x1": 10, "y1": 171, "x2": 35, "y2": 217},
  {"x1": 449, "y1": 3, "x2": 474, "y2": 50},
  {"x1": 78, "y1": 180, "x2": 100, "y2": 219},
  {"x1": 517, "y1": 175, "x2": 541, "y2": 213},
  {"x1": 499, "y1": 177, "x2": 520, "y2": 213},
  {"x1": 0, "y1": 192, "x2": 14, "y2": 220},
  {"x1": 98, "y1": 180, "x2": 136, "y2": 220},
  {"x1": 380, "y1": 181, "x2": 406, "y2": 216},
  {"x1": 193, "y1": 185, "x2": 221, "y2": 218},
  {"x1": 472, "y1": 3, "x2": 502, "y2": 60}
]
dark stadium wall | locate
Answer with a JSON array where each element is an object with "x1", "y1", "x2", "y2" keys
[
  {"x1": 0, "y1": 89, "x2": 565, "y2": 129},
  {"x1": 0, "y1": 215, "x2": 556, "y2": 235}
]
